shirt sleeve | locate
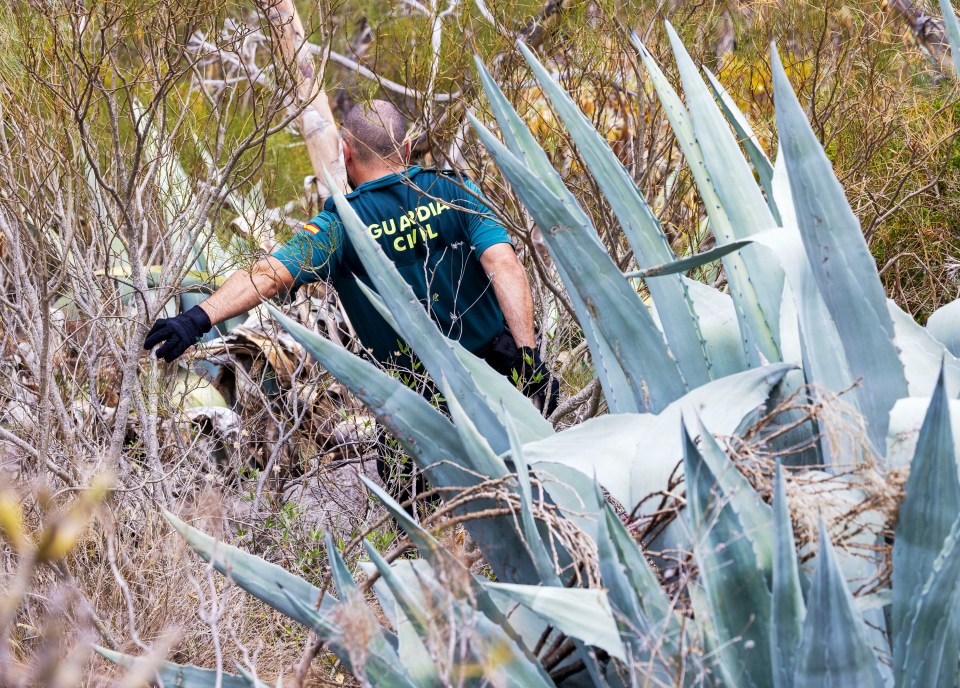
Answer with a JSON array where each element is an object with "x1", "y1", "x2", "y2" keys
[
  {"x1": 460, "y1": 178, "x2": 512, "y2": 256},
  {"x1": 271, "y1": 212, "x2": 344, "y2": 289}
]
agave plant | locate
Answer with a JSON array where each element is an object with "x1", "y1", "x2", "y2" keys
[{"x1": 101, "y1": 19, "x2": 960, "y2": 688}]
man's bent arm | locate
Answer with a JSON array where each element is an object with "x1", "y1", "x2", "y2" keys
[
  {"x1": 198, "y1": 256, "x2": 296, "y2": 326},
  {"x1": 480, "y1": 243, "x2": 535, "y2": 348}
]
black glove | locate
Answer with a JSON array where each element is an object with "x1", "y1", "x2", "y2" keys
[
  {"x1": 143, "y1": 305, "x2": 212, "y2": 362},
  {"x1": 484, "y1": 331, "x2": 560, "y2": 416}
]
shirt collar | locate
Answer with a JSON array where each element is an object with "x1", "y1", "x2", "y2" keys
[{"x1": 323, "y1": 166, "x2": 423, "y2": 213}]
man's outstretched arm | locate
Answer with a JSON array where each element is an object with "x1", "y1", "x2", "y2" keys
[
  {"x1": 480, "y1": 243, "x2": 535, "y2": 348},
  {"x1": 199, "y1": 256, "x2": 295, "y2": 326},
  {"x1": 144, "y1": 257, "x2": 295, "y2": 362}
]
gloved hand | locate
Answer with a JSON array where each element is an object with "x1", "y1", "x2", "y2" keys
[
  {"x1": 512, "y1": 346, "x2": 560, "y2": 415},
  {"x1": 484, "y1": 331, "x2": 560, "y2": 416},
  {"x1": 143, "y1": 305, "x2": 212, "y2": 362}
]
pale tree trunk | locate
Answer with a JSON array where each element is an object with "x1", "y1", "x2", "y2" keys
[
  {"x1": 887, "y1": 0, "x2": 953, "y2": 78},
  {"x1": 259, "y1": 0, "x2": 348, "y2": 197}
]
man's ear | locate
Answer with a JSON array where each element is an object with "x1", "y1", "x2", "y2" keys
[{"x1": 341, "y1": 136, "x2": 353, "y2": 164}]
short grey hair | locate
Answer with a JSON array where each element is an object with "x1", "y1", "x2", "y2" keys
[{"x1": 341, "y1": 99, "x2": 407, "y2": 165}]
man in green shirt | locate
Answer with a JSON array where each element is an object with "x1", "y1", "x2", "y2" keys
[{"x1": 144, "y1": 101, "x2": 557, "y2": 492}]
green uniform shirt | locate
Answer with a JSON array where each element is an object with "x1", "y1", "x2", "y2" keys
[{"x1": 272, "y1": 166, "x2": 511, "y2": 365}]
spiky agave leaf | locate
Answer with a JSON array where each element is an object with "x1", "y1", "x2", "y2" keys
[
  {"x1": 516, "y1": 40, "x2": 712, "y2": 388},
  {"x1": 770, "y1": 46, "x2": 907, "y2": 451},
  {"x1": 793, "y1": 522, "x2": 884, "y2": 688},
  {"x1": 631, "y1": 33, "x2": 779, "y2": 370},
  {"x1": 682, "y1": 415, "x2": 773, "y2": 688},
  {"x1": 665, "y1": 22, "x2": 784, "y2": 365},
  {"x1": 702, "y1": 66, "x2": 779, "y2": 223},
  {"x1": 770, "y1": 464, "x2": 805, "y2": 688},
  {"x1": 94, "y1": 646, "x2": 267, "y2": 687},
  {"x1": 467, "y1": 109, "x2": 686, "y2": 412},
  {"x1": 471, "y1": 56, "x2": 679, "y2": 413},
  {"x1": 164, "y1": 511, "x2": 336, "y2": 628},
  {"x1": 892, "y1": 363, "x2": 960, "y2": 681}
]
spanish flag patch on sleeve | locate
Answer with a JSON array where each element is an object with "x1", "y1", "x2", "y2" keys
[{"x1": 302, "y1": 222, "x2": 321, "y2": 235}]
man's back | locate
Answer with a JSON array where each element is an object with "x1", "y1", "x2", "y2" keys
[{"x1": 273, "y1": 166, "x2": 511, "y2": 364}]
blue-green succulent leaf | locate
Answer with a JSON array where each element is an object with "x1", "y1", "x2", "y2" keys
[
  {"x1": 517, "y1": 40, "x2": 711, "y2": 387},
  {"x1": 94, "y1": 646, "x2": 266, "y2": 688},
  {"x1": 893, "y1": 363, "x2": 960, "y2": 680},
  {"x1": 468, "y1": 111, "x2": 685, "y2": 411},
  {"x1": 702, "y1": 66, "x2": 779, "y2": 223},
  {"x1": 793, "y1": 522, "x2": 884, "y2": 688},
  {"x1": 771, "y1": 464, "x2": 805, "y2": 688},
  {"x1": 770, "y1": 46, "x2": 907, "y2": 451},
  {"x1": 683, "y1": 416, "x2": 773, "y2": 688},
  {"x1": 164, "y1": 511, "x2": 335, "y2": 627}
]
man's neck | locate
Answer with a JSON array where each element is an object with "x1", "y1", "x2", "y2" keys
[{"x1": 349, "y1": 162, "x2": 408, "y2": 187}]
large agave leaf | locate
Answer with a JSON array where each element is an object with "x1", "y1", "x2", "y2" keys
[
  {"x1": 482, "y1": 582, "x2": 627, "y2": 662},
  {"x1": 94, "y1": 647, "x2": 266, "y2": 688},
  {"x1": 770, "y1": 464, "x2": 805, "y2": 688},
  {"x1": 593, "y1": 482, "x2": 681, "y2": 682},
  {"x1": 516, "y1": 41, "x2": 711, "y2": 387},
  {"x1": 926, "y1": 298, "x2": 960, "y2": 358},
  {"x1": 940, "y1": 0, "x2": 960, "y2": 77},
  {"x1": 356, "y1": 279, "x2": 553, "y2": 443},
  {"x1": 666, "y1": 22, "x2": 784, "y2": 363},
  {"x1": 472, "y1": 55, "x2": 637, "y2": 413},
  {"x1": 888, "y1": 299, "x2": 960, "y2": 397},
  {"x1": 683, "y1": 416, "x2": 773, "y2": 688},
  {"x1": 693, "y1": 415, "x2": 774, "y2": 573},
  {"x1": 885, "y1": 396, "x2": 960, "y2": 468},
  {"x1": 468, "y1": 112, "x2": 685, "y2": 412},
  {"x1": 522, "y1": 363, "x2": 793, "y2": 511},
  {"x1": 751, "y1": 219, "x2": 856, "y2": 467},
  {"x1": 505, "y1": 415, "x2": 562, "y2": 585},
  {"x1": 267, "y1": 305, "x2": 541, "y2": 583},
  {"x1": 321, "y1": 169, "x2": 508, "y2": 453},
  {"x1": 771, "y1": 47, "x2": 907, "y2": 451},
  {"x1": 367, "y1": 550, "x2": 556, "y2": 687},
  {"x1": 892, "y1": 364, "x2": 960, "y2": 680},
  {"x1": 793, "y1": 522, "x2": 884, "y2": 688},
  {"x1": 632, "y1": 34, "x2": 779, "y2": 368},
  {"x1": 472, "y1": 59, "x2": 686, "y2": 412},
  {"x1": 702, "y1": 67, "x2": 779, "y2": 223},
  {"x1": 164, "y1": 512, "x2": 335, "y2": 627},
  {"x1": 678, "y1": 277, "x2": 749, "y2": 377},
  {"x1": 898, "y1": 514, "x2": 960, "y2": 687}
]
